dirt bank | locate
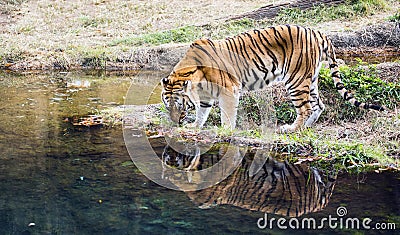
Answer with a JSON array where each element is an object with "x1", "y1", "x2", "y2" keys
[{"x1": 123, "y1": 22, "x2": 400, "y2": 71}]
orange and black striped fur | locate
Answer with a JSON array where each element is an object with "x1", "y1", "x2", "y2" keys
[
  {"x1": 161, "y1": 144, "x2": 337, "y2": 217},
  {"x1": 186, "y1": 156, "x2": 337, "y2": 217},
  {"x1": 161, "y1": 25, "x2": 384, "y2": 132}
]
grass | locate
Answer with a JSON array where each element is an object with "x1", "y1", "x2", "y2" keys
[
  {"x1": 388, "y1": 10, "x2": 400, "y2": 23},
  {"x1": 274, "y1": 0, "x2": 390, "y2": 25},
  {"x1": 0, "y1": 0, "x2": 270, "y2": 69},
  {"x1": 109, "y1": 0, "x2": 394, "y2": 49},
  {"x1": 109, "y1": 26, "x2": 203, "y2": 47},
  {"x1": 109, "y1": 19, "x2": 260, "y2": 48},
  {"x1": 317, "y1": 61, "x2": 400, "y2": 122},
  {"x1": 339, "y1": 64, "x2": 400, "y2": 108},
  {"x1": 0, "y1": 0, "x2": 26, "y2": 14},
  {"x1": 107, "y1": 0, "x2": 394, "y2": 48},
  {"x1": 276, "y1": 128, "x2": 397, "y2": 172},
  {"x1": 1, "y1": 0, "x2": 397, "y2": 69}
]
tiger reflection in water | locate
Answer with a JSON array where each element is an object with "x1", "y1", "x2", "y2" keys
[{"x1": 161, "y1": 144, "x2": 337, "y2": 217}]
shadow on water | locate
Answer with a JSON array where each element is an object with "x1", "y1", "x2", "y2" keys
[{"x1": 0, "y1": 71, "x2": 399, "y2": 234}]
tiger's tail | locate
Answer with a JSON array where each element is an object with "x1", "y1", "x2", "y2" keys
[{"x1": 326, "y1": 40, "x2": 385, "y2": 112}]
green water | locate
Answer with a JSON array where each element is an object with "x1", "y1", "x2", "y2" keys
[{"x1": 0, "y1": 71, "x2": 398, "y2": 234}]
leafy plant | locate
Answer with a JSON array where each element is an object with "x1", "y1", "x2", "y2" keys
[
  {"x1": 274, "y1": 102, "x2": 296, "y2": 124},
  {"x1": 339, "y1": 61, "x2": 400, "y2": 108},
  {"x1": 316, "y1": 60, "x2": 400, "y2": 123}
]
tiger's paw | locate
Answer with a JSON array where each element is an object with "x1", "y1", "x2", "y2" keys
[{"x1": 186, "y1": 122, "x2": 198, "y2": 129}]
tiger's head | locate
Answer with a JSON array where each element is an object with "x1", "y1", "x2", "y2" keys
[{"x1": 161, "y1": 66, "x2": 202, "y2": 124}]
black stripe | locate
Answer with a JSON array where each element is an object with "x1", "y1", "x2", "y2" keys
[
  {"x1": 200, "y1": 101, "x2": 212, "y2": 108},
  {"x1": 285, "y1": 28, "x2": 306, "y2": 89},
  {"x1": 246, "y1": 32, "x2": 265, "y2": 55},
  {"x1": 294, "y1": 100, "x2": 310, "y2": 108},
  {"x1": 329, "y1": 63, "x2": 338, "y2": 69},
  {"x1": 272, "y1": 27, "x2": 287, "y2": 75},
  {"x1": 207, "y1": 38, "x2": 216, "y2": 48},
  {"x1": 256, "y1": 30, "x2": 279, "y2": 70},
  {"x1": 335, "y1": 82, "x2": 345, "y2": 90},
  {"x1": 344, "y1": 91, "x2": 353, "y2": 100},
  {"x1": 229, "y1": 39, "x2": 247, "y2": 76},
  {"x1": 236, "y1": 35, "x2": 251, "y2": 79},
  {"x1": 290, "y1": 89, "x2": 309, "y2": 97}
]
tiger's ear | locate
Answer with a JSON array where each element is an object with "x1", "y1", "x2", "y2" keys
[{"x1": 161, "y1": 77, "x2": 169, "y2": 87}]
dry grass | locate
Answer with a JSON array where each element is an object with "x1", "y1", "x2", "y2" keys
[
  {"x1": 0, "y1": 0, "x2": 282, "y2": 69},
  {"x1": 2, "y1": 0, "x2": 398, "y2": 70}
]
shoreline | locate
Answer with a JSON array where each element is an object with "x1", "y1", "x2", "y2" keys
[{"x1": 1, "y1": 22, "x2": 399, "y2": 72}]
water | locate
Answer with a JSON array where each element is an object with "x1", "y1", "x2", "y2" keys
[
  {"x1": 0, "y1": 71, "x2": 399, "y2": 234},
  {"x1": 340, "y1": 50, "x2": 400, "y2": 65}
]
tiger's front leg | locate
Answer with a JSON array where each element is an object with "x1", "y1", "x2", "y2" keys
[
  {"x1": 219, "y1": 89, "x2": 240, "y2": 130},
  {"x1": 189, "y1": 99, "x2": 214, "y2": 128}
]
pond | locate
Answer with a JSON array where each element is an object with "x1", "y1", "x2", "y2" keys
[{"x1": 0, "y1": 71, "x2": 398, "y2": 234}]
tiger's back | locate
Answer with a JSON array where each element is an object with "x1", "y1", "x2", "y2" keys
[
  {"x1": 217, "y1": 26, "x2": 328, "y2": 91},
  {"x1": 161, "y1": 25, "x2": 384, "y2": 132}
]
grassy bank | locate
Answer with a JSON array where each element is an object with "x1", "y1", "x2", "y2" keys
[
  {"x1": 104, "y1": 0, "x2": 396, "y2": 49},
  {"x1": 0, "y1": 0, "x2": 398, "y2": 70}
]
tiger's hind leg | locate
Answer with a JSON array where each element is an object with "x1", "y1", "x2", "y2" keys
[
  {"x1": 279, "y1": 77, "x2": 313, "y2": 133},
  {"x1": 305, "y1": 83, "x2": 325, "y2": 127},
  {"x1": 305, "y1": 66, "x2": 325, "y2": 127}
]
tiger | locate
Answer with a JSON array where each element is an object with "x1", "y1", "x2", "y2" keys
[
  {"x1": 186, "y1": 154, "x2": 337, "y2": 217},
  {"x1": 161, "y1": 144, "x2": 337, "y2": 217},
  {"x1": 161, "y1": 25, "x2": 384, "y2": 133}
]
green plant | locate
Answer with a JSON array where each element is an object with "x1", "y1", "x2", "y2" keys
[
  {"x1": 388, "y1": 11, "x2": 400, "y2": 22},
  {"x1": 316, "y1": 60, "x2": 400, "y2": 123},
  {"x1": 340, "y1": 63, "x2": 400, "y2": 109},
  {"x1": 274, "y1": 102, "x2": 296, "y2": 124}
]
